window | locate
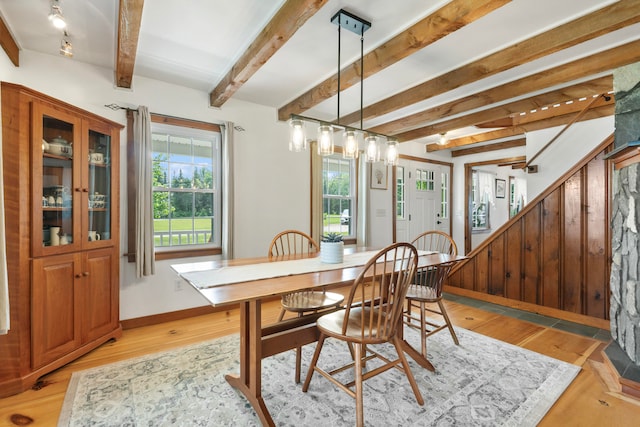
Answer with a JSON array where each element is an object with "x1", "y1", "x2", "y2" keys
[
  {"x1": 416, "y1": 168, "x2": 435, "y2": 191},
  {"x1": 396, "y1": 166, "x2": 405, "y2": 219},
  {"x1": 472, "y1": 170, "x2": 492, "y2": 231},
  {"x1": 440, "y1": 171, "x2": 449, "y2": 219},
  {"x1": 322, "y1": 155, "x2": 355, "y2": 238},
  {"x1": 151, "y1": 120, "x2": 222, "y2": 251}
]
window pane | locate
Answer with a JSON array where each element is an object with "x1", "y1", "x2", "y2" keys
[{"x1": 194, "y1": 193, "x2": 213, "y2": 217}]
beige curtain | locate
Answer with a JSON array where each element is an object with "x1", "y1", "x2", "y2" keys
[
  {"x1": 134, "y1": 106, "x2": 155, "y2": 277},
  {"x1": 0, "y1": 89, "x2": 9, "y2": 334},
  {"x1": 310, "y1": 142, "x2": 323, "y2": 243},
  {"x1": 221, "y1": 122, "x2": 234, "y2": 259}
]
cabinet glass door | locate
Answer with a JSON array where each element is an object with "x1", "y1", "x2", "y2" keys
[
  {"x1": 87, "y1": 128, "x2": 112, "y2": 243},
  {"x1": 40, "y1": 111, "x2": 79, "y2": 253}
]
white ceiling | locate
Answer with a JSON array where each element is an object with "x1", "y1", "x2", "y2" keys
[{"x1": 0, "y1": 0, "x2": 635, "y2": 145}]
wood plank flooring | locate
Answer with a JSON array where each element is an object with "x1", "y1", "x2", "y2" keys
[{"x1": 1, "y1": 295, "x2": 639, "y2": 426}]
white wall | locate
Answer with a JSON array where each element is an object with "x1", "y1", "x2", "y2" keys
[
  {"x1": 0, "y1": 50, "x2": 614, "y2": 320},
  {"x1": 526, "y1": 116, "x2": 614, "y2": 199}
]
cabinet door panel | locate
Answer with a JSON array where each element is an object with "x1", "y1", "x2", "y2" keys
[
  {"x1": 82, "y1": 249, "x2": 118, "y2": 342},
  {"x1": 32, "y1": 254, "x2": 81, "y2": 369}
]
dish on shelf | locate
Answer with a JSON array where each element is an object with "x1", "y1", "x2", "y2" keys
[{"x1": 43, "y1": 136, "x2": 73, "y2": 157}]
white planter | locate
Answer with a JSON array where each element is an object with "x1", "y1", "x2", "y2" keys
[{"x1": 320, "y1": 241, "x2": 344, "y2": 264}]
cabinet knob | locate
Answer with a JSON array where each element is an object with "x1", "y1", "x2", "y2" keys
[
  {"x1": 75, "y1": 188, "x2": 82, "y2": 192},
  {"x1": 75, "y1": 273, "x2": 82, "y2": 279},
  {"x1": 82, "y1": 188, "x2": 89, "y2": 193},
  {"x1": 83, "y1": 272, "x2": 89, "y2": 277}
]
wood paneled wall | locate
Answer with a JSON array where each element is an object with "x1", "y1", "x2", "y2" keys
[{"x1": 448, "y1": 135, "x2": 613, "y2": 320}]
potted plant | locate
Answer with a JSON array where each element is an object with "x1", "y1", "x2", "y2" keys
[{"x1": 320, "y1": 232, "x2": 344, "y2": 264}]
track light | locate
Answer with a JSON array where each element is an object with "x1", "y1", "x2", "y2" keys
[
  {"x1": 60, "y1": 32, "x2": 73, "y2": 58},
  {"x1": 49, "y1": 1, "x2": 66, "y2": 29}
]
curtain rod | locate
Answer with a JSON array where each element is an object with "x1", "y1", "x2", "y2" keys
[{"x1": 104, "y1": 103, "x2": 137, "y2": 112}]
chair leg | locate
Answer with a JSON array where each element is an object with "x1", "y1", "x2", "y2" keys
[
  {"x1": 419, "y1": 301, "x2": 427, "y2": 356},
  {"x1": 277, "y1": 307, "x2": 287, "y2": 322},
  {"x1": 302, "y1": 333, "x2": 326, "y2": 392},
  {"x1": 392, "y1": 335, "x2": 424, "y2": 406},
  {"x1": 354, "y1": 343, "x2": 365, "y2": 427},
  {"x1": 295, "y1": 312, "x2": 303, "y2": 383},
  {"x1": 438, "y1": 300, "x2": 459, "y2": 345}
]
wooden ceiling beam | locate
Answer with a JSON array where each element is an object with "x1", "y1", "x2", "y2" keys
[
  {"x1": 427, "y1": 104, "x2": 613, "y2": 152},
  {"x1": 370, "y1": 37, "x2": 640, "y2": 135},
  {"x1": 116, "y1": 0, "x2": 144, "y2": 88},
  {"x1": 0, "y1": 15, "x2": 19, "y2": 66},
  {"x1": 450, "y1": 138, "x2": 525, "y2": 157},
  {"x1": 396, "y1": 76, "x2": 612, "y2": 141},
  {"x1": 276, "y1": 0, "x2": 510, "y2": 121},
  {"x1": 345, "y1": 0, "x2": 640, "y2": 125},
  {"x1": 210, "y1": 0, "x2": 328, "y2": 108}
]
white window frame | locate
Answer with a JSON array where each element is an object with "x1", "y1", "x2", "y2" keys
[{"x1": 150, "y1": 122, "x2": 222, "y2": 251}]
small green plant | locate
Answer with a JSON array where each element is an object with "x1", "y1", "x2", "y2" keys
[{"x1": 322, "y1": 232, "x2": 343, "y2": 243}]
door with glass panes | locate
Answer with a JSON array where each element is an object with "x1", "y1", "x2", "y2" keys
[{"x1": 396, "y1": 159, "x2": 451, "y2": 242}]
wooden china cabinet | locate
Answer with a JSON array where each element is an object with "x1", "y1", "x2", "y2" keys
[{"x1": 0, "y1": 82, "x2": 123, "y2": 397}]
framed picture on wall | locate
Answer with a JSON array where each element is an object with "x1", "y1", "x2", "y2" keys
[
  {"x1": 495, "y1": 178, "x2": 506, "y2": 198},
  {"x1": 370, "y1": 162, "x2": 387, "y2": 190}
]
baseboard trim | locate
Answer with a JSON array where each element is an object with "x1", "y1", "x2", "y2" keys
[{"x1": 443, "y1": 285, "x2": 610, "y2": 330}]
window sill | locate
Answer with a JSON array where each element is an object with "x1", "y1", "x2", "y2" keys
[{"x1": 127, "y1": 247, "x2": 222, "y2": 262}]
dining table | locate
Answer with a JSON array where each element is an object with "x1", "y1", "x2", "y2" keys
[{"x1": 172, "y1": 248, "x2": 465, "y2": 426}]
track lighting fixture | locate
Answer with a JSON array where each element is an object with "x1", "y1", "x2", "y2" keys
[{"x1": 48, "y1": 0, "x2": 66, "y2": 29}]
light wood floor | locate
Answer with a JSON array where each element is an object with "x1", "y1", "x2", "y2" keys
[{"x1": 1, "y1": 296, "x2": 639, "y2": 426}]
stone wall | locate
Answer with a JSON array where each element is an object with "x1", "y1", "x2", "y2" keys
[
  {"x1": 611, "y1": 62, "x2": 640, "y2": 364},
  {"x1": 610, "y1": 164, "x2": 640, "y2": 364}
]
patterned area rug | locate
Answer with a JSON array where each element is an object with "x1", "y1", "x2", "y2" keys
[{"x1": 58, "y1": 327, "x2": 579, "y2": 426}]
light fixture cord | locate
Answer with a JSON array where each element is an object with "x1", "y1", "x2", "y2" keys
[
  {"x1": 337, "y1": 18, "x2": 341, "y2": 125},
  {"x1": 360, "y1": 30, "x2": 364, "y2": 130}
]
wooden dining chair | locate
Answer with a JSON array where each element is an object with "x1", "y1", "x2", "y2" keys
[
  {"x1": 268, "y1": 229, "x2": 345, "y2": 383},
  {"x1": 302, "y1": 243, "x2": 423, "y2": 427},
  {"x1": 404, "y1": 230, "x2": 459, "y2": 358}
]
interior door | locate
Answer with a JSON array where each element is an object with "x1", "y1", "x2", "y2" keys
[{"x1": 396, "y1": 159, "x2": 451, "y2": 242}]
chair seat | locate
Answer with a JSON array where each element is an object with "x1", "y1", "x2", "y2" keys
[
  {"x1": 405, "y1": 284, "x2": 439, "y2": 302},
  {"x1": 317, "y1": 307, "x2": 387, "y2": 342},
  {"x1": 281, "y1": 291, "x2": 344, "y2": 313}
]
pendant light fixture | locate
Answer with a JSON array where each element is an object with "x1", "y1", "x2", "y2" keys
[
  {"x1": 385, "y1": 138, "x2": 399, "y2": 166},
  {"x1": 288, "y1": 9, "x2": 399, "y2": 164}
]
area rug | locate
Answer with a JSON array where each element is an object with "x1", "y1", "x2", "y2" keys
[{"x1": 58, "y1": 327, "x2": 580, "y2": 426}]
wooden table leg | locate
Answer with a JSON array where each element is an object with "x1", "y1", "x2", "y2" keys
[{"x1": 225, "y1": 299, "x2": 276, "y2": 426}]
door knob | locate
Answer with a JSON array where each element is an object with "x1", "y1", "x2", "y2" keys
[{"x1": 436, "y1": 220, "x2": 442, "y2": 225}]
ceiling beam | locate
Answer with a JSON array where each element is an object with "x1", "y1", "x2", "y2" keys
[
  {"x1": 370, "y1": 37, "x2": 640, "y2": 135},
  {"x1": 0, "y1": 15, "x2": 19, "y2": 66},
  {"x1": 210, "y1": 0, "x2": 328, "y2": 108},
  {"x1": 511, "y1": 94, "x2": 614, "y2": 126},
  {"x1": 276, "y1": 0, "x2": 510, "y2": 121},
  {"x1": 450, "y1": 138, "x2": 526, "y2": 157},
  {"x1": 426, "y1": 104, "x2": 613, "y2": 152},
  {"x1": 341, "y1": 0, "x2": 640, "y2": 125},
  {"x1": 431, "y1": 128, "x2": 526, "y2": 151},
  {"x1": 396, "y1": 75, "x2": 612, "y2": 141},
  {"x1": 116, "y1": 0, "x2": 144, "y2": 88}
]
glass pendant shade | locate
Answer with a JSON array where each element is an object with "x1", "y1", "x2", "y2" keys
[
  {"x1": 364, "y1": 136, "x2": 379, "y2": 162},
  {"x1": 343, "y1": 130, "x2": 360, "y2": 159},
  {"x1": 385, "y1": 139, "x2": 399, "y2": 166},
  {"x1": 288, "y1": 119, "x2": 306, "y2": 152},
  {"x1": 317, "y1": 125, "x2": 334, "y2": 156},
  {"x1": 437, "y1": 132, "x2": 448, "y2": 146}
]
